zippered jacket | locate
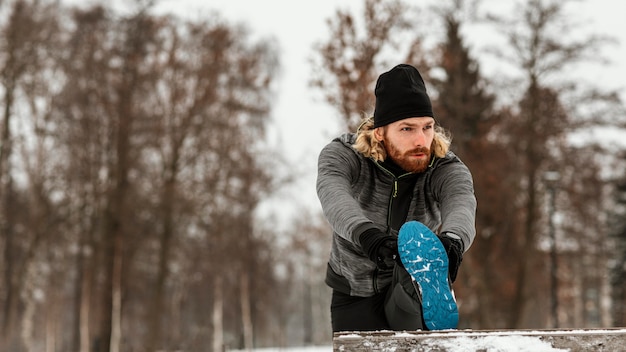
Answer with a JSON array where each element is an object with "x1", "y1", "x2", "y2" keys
[{"x1": 316, "y1": 133, "x2": 476, "y2": 297}]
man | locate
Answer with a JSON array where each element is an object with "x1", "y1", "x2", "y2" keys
[{"x1": 316, "y1": 64, "x2": 476, "y2": 332}]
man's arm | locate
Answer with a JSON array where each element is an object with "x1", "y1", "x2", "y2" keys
[
  {"x1": 432, "y1": 157, "x2": 477, "y2": 252},
  {"x1": 316, "y1": 138, "x2": 378, "y2": 245}
]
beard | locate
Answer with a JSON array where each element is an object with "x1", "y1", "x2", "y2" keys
[{"x1": 385, "y1": 141, "x2": 432, "y2": 173}]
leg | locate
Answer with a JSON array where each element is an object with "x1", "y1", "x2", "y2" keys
[
  {"x1": 384, "y1": 264, "x2": 425, "y2": 331},
  {"x1": 330, "y1": 289, "x2": 390, "y2": 332}
]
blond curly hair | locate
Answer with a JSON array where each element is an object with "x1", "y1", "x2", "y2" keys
[{"x1": 353, "y1": 117, "x2": 451, "y2": 162}]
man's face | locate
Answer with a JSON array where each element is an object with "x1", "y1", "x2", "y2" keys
[{"x1": 375, "y1": 117, "x2": 435, "y2": 173}]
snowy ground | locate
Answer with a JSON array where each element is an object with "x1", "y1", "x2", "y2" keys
[
  {"x1": 332, "y1": 329, "x2": 626, "y2": 352},
  {"x1": 228, "y1": 328, "x2": 626, "y2": 351},
  {"x1": 228, "y1": 346, "x2": 331, "y2": 352}
]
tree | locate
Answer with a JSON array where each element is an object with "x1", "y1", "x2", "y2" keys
[
  {"x1": 0, "y1": 1, "x2": 285, "y2": 350},
  {"x1": 609, "y1": 152, "x2": 626, "y2": 326},
  {"x1": 431, "y1": 3, "x2": 496, "y2": 158},
  {"x1": 269, "y1": 210, "x2": 332, "y2": 346},
  {"x1": 0, "y1": 1, "x2": 62, "y2": 349},
  {"x1": 310, "y1": 0, "x2": 430, "y2": 132},
  {"x1": 54, "y1": 4, "x2": 280, "y2": 350},
  {"x1": 487, "y1": 0, "x2": 625, "y2": 328},
  {"x1": 428, "y1": 1, "x2": 522, "y2": 329}
]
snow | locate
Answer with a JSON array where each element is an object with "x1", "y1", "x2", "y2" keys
[
  {"x1": 332, "y1": 332, "x2": 569, "y2": 351},
  {"x1": 347, "y1": 329, "x2": 626, "y2": 351},
  {"x1": 231, "y1": 329, "x2": 626, "y2": 352},
  {"x1": 334, "y1": 331, "x2": 572, "y2": 351},
  {"x1": 419, "y1": 335, "x2": 567, "y2": 352},
  {"x1": 228, "y1": 347, "x2": 331, "y2": 352}
]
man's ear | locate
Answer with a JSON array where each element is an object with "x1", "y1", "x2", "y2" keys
[{"x1": 373, "y1": 127, "x2": 384, "y2": 142}]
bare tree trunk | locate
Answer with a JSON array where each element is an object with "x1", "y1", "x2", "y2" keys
[
  {"x1": 73, "y1": 238, "x2": 84, "y2": 352},
  {"x1": 21, "y1": 262, "x2": 36, "y2": 352},
  {"x1": 45, "y1": 287, "x2": 61, "y2": 352},
  {"x1": 303, "y1": 258, "x2": 313, "y2": 346},
  {"x1": 3, "y1": 202, "x2": 46, "y2": 351},
  {"x1": 170, "y1": 282, "x2": 183, "y2": 345},
  {"x1": 110, "y1": 232, "x2": 123, "y2": 352},
  {"x1": 147, "y1": 177, "x2": 176, "y2": 350},
  {"x1": 240, "y1": 273, "x2": 253, "y2": 351},
  {"x1": 80, "y1": 269, "x2": 91, "y2": 352},
  {"x1": 212, "y1": 275, "x2": 224, "y2": 352},
  {"x1": 0, "y1": 215, "x2": 17, "y2": 349},
  {"x1": 600, "y1": 254, "x2": 613, "y2": 327},
  {"x1": 509, "y1": 77, "x2": 543, "y2": 328},
  {"x1": 573, "y1": 254, "x2": 584, "y2": 327},
  {"x1": 0, "y1": 78, "x2": 17, "y2": 352},
  {"x1": 74, "y1": 240, "x2": 93, "y2": 352},
  {"x1": 510, "y1": 171, "x2": 538, "y2": 328},
  {"x1": 473, "y1": 244, "x2": 497, "y2": 328},
  {"x1": 106, "y1": 33, "x2": 135, "y2": 352},
  {"x1": 46, "y1": 303, "x2": 57, "y2": 352}
]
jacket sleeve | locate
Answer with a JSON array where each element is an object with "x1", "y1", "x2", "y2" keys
[
  {"x1": 316, "y1": 139, "x2": 378, "y2": 245},
  {"x1": 431, "y1": 156, "x2": 477, "y2": 252}
]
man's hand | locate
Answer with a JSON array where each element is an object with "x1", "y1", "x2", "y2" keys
[
  {"x1": 375, "y1": 238, "x2": 399, "y2": 270},
  {"x1": 439, "y1": 233, "x2": 464, "y2": 283},
  {"x1": 359, "y1": 229, "x2": 399, "y2": 270}
]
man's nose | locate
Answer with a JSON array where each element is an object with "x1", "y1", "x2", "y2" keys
[{"x1": 413, "y1": 130, "x2": 426, "y2": 147}]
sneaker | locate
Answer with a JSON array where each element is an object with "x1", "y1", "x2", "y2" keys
[{"x1": 397, "y1": 221, "x2": 459, "y2": 330}]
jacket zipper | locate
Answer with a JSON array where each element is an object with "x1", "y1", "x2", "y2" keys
[
  {"x1": 372, "y1": 163, "x2": 412, "y2": 294},
  {"x1": 376, "y1": 163, "x2": 412, "y2": 231},
  {"x1": 369, "y1": 157, "x2": 439, "y2": 293}
]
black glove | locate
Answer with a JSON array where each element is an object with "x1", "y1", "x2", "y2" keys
[
  {"x1": 376, "y1": 239, "x2": 400, "y2": 270},
  {"x1": 438, "y1": 233, "x2": 464, "y2": 283},
  {"x1": 359, "y1": 229, "x2": 399, "y2": 270}
]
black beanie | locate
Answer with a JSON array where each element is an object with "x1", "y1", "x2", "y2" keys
[{"x1": 373, "y1": 64, "x2": 433, "y2": 128}]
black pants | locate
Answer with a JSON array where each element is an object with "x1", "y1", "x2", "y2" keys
[
  {"x1": 330, "y1": 266, "x2": 424, "y2": 332},
  {"x1": 331, "y1": 288, "x2": 390, "y2": 332}
]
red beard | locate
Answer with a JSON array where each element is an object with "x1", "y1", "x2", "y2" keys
[{"x1": 386, "y1": 143, "x2": 431, "y2": 173}]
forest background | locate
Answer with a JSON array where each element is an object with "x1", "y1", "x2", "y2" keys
[{"x1": 1, "y1": 0, "x2": 626, "y2": 351}]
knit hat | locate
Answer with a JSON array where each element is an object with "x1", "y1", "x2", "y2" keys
[{"x1": 373, "y1": 64, "x2": 433, "y2": 128}]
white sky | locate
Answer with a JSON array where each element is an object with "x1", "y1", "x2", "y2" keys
[{"x1": 73, "y1": 0, "x2": 626, "y2": 227}]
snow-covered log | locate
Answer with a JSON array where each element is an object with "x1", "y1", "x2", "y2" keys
[{"x1": 333, "y1": 328, "x2": 626, "y2": 351}]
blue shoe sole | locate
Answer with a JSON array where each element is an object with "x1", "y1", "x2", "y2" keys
[{"x1": 398, "y1": 221, "x2": 459, "y2": 330}]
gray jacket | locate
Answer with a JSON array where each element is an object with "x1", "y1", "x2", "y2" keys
[{"x1": 316, "y1": 133, "x2": 476, "y2": 297}]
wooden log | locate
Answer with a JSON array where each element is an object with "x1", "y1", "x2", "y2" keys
[{"x1": 333, "y1": 328, "x2": 626, "y2": 351}]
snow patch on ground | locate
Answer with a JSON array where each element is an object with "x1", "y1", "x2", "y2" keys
[
  {"x1": 228, "y1": 346, "x2": 331, "y2": 352},
  {"x1": 420, "y1": 335, "x2": 567, "y2": 352},
  {"x1": 334, "y1": 331, "x2": 567, "y2": 351},
  {"x1": 230, "y1": 328, "x2": 626, "y2": 351}
]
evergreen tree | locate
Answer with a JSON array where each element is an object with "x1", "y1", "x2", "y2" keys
[
  {"x1": 432, "y1": 12, "x2": 495, "y2": 158},
  {"x1": 430, "y1": 6, "x2": 520, "y2": 329}
]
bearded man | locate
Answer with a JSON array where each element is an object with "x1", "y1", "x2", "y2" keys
[{"x1": 316, "y1": 64, "x2": 477, "y2": 332}]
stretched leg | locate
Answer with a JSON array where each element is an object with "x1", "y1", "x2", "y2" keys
[{"x1": 384, "y1": 263, "x2": 425, "y2": 330}]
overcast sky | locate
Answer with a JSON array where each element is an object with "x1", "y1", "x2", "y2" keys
[{"x1": 75, "y1": 0, "x2": 626, "y2": 227}]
